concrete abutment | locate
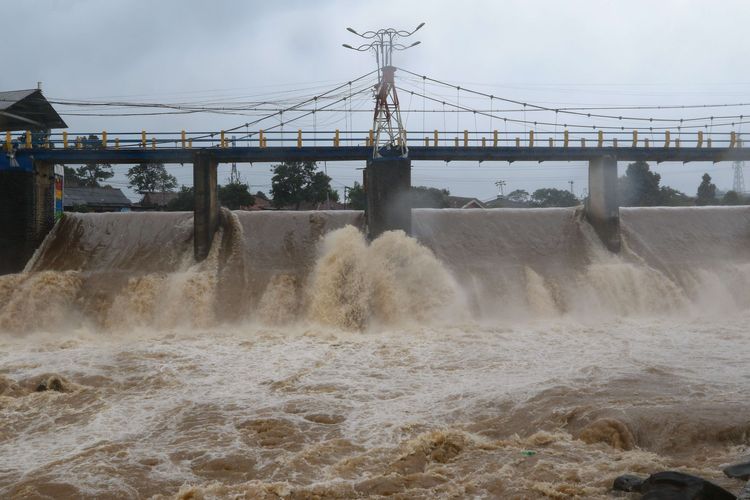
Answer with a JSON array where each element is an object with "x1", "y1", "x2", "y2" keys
[
  {"x1": 364, "y1": 156, "x2": 412, "y2": 239},
  {"x1": 0, "y1": 161, "x2": 55, "y2": 274},
  {"x1": 585, "y1": 155, "x2": 620, "y2": 252},
  {"x1": 193, "y1": 152, "x2": 219, "y2": 261}
]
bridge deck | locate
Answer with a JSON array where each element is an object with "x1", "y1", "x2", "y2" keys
[{"x1": 15, "y1": 146, "x2": 750, "y2": 164}]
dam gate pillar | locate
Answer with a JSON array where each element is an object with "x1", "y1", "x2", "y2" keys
[
  {"x1": 193, "y1": 151, "x2": 219, "y2": 261},
  {"x1": 0, "y1": 160, "x2": 55, "y2": 274},
  {"x1": 585, "y1": 155, "x2": 620, "y2": 252},
  {"x1": 364, "y1": 156, "x2": 411, "y2": 239}
]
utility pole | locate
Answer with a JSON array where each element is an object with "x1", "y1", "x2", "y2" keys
[
  {"x1": 733, "y1": 138, "x2": 745, "y2": 194},
  {"x1": 495, "y1": 180, "x2": 506, "y2": 197},
  {"x1": 343, "y1": 23, "x2": 424, "y2": 158}
]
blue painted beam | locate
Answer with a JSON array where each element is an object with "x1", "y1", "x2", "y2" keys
[{"x1": 14, "y1": 146, "x2": 750, "y2": 164}]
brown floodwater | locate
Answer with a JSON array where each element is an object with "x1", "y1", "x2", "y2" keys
[{"x1": 1, "y1": 207, "x2": 749, "y2": 498}]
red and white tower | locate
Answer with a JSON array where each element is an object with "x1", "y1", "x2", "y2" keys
[{"x1": 343, "y1": 24, "x2": 424, "y2": 158}]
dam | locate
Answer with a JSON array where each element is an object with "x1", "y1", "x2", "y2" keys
[{"x1": 1, "y1": 207, "x2": 749, "y2": 497}]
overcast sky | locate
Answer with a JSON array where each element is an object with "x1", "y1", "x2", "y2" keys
[{"x1": 3, "y1": 0, "x2": 750, "y2": 200}]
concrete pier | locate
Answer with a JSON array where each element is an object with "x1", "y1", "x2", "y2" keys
[
  {"x1": 585, "y1": 155, "x2": 620, "y2": 252},
  {"x1": 0, "y1": 161, "x2": 55, "y2": 274},
  {"x1": 33, "y1": 161, "x2": 55, "y2": 244},
  {"x1": 193, "y1": 152, "x2": 219, "y2": 261},
  {"x1": 364, "y1": 156, "x2": 412, "y2": 239}
]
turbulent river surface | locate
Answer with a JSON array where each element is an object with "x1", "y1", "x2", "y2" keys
[{"x1": 1, "y1": 207, "x2": 749, "y2": 499}]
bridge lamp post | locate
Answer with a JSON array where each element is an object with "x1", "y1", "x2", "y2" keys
[{"x1": 343, "y1": 23, "x2": 424, "y2": 158}]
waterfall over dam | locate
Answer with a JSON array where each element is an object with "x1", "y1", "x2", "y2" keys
[{"x1": 1, "y1": 207, "x2": 749, "y2": 498}]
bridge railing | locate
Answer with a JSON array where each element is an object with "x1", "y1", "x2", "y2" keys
[{"x1": 4, "y1": 129, "x2": 744, "y2": 152}]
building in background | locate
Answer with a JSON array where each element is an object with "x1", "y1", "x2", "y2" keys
[
  {"x1": 446, "y1": 196, "x2": 486, "y2": 209},
  {"x1": 137, "y1": 191, "x2": 179, "y2": 210},
  {"x1": 63, "y1": 187, "x2": 132, "y2": 212}
]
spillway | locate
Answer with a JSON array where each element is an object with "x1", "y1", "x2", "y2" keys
[{"x1": 1, "y1": 207, "x2": 749, "y2": 498}]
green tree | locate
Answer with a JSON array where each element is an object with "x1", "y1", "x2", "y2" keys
[
  {"x1": 696, "y1": 173, "x2": 717, "y2": 205},
  {"x1": 63, "y1": 166, "x2": 85, "y2": 187},
  {"x1": 722, "y1": 190, "x2": 743, "y2": 205},
  {"x1": 166, "y1": 186, "x2": 194, "y2": 211},
  {"x1": 531, "y1": 188, "x2": 579, "y2": 207},
  {"x1": 74, "y1": 134, "x2": 114, "y2": 187},
  {"x1": 219, "y1": 182, "x2": 254, "y2": 209},
  {"x1": 126, "y1": 163, "x2": 177, "y2": 194},
  {"x1": 347, "y1": 182, "x2": 366, "y2": 210},
  {"x1": 618, "y1": 161, "x2": 662, "y2": 206},
  {"x1": 506, "y1": 189, "x2": 530, "y2": 204},
  {"x1": 659, "y1": 186, "x2": 693, "y2": 206},
  {"x1": 76, "y1": 162, "x2": 114, "y2": 187},
  {"x1": 270, "y1": 161, "x2": 338, "y2": 209},
  {"x1": 410, "y1": 186, "x2": 450, "y2": 208}
]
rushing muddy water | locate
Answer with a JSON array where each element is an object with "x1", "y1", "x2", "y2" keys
[{"x1": 1, "y1": 207, "x2": 749, "y2": 498}]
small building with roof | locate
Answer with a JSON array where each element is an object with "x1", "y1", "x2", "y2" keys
[
  {"x1": 446, "y1": 195, "x2": 487, "y2": 209},
  {"x1": 0, "y1": 88, "x2": 67, "y2": 132},
  {"x1": 64, "y1": 187, "x2": 132, "y2": 212},
  {"x1": 138, "y1": 191, "x2": 179, "y2": 209}
]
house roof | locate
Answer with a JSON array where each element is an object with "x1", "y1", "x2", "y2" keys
[
  {"x1": 0, "y1": 89, "x2": 67, "y2": 131},
  {"x1": 64, "y1": 187, "x2": 132, "y2": 208},
  {"x1": 140, "y1": 191, "x2": 178, "y2": 207},
  {"x1": 446, "y1": 195, "x2": 486, "y2": 209}
]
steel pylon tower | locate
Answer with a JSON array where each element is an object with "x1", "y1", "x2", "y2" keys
[
  {"x1": 343, "y1": 23, "x2": 424, "y2": 158},
  {"x1": 733, "y1": 138, "x2": 745, "y2": 194},
  {"x1": 229, "y1": 137, "x2": 242, "y2": 184},
  {"x1": 733, "y1": 160, "x2": 745, "y2": 194}
]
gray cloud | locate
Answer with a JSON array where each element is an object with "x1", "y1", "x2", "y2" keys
[{"x1": 2, "y1": 0, "x2": 749, "y2": 199}]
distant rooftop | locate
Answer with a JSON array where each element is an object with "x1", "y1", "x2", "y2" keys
[
  {"x1": 446, "y1": 195, "x2": 487, "y2": 209},
  {"x1": 64, "y1": 187, "x2": 131, "y2": 209},
  {"x1": 139, "y1": 191, "x2": 178, "y2": 207},
  {"x1": 0, "y1": 89, "x2": 67, "y2": 131}
]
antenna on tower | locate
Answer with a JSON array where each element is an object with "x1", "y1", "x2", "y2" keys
[
  {"x1": 343, "y1": 23, "x2": 424, "y2": 158},
  {"x1": 733, "y1": 137, "x2": 745, "y2": 194}
]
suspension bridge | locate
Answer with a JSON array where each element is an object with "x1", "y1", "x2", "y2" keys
[{"x1": 3, "y1": 25, "x2": 750, "y2": 270}]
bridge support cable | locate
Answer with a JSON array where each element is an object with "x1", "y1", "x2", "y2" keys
[
  {"x1": 395, "y1": 84, "x2": 750, "y2": 136},
  {"x1": 396, "y1": 67, "x2": 750, "y2": 130},
  {"x1": 233, "y1": 84, "x2": 374, "y2": 144}
]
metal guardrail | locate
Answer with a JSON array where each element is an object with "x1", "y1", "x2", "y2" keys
[
  {"x1": 4, "y1": 128, "x2": 744, "y2": 152},
  {"x1": 6, "y1": 129, "x2": 749, "y2": 165}
]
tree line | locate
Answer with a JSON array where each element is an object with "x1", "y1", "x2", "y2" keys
[{"x1": 617, "y1": 160, "x2": 740, "y2": 206}]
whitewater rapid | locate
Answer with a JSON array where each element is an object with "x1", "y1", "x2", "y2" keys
[{"x1": 1, "y1": 207, "x2": 749, "y2": 498}]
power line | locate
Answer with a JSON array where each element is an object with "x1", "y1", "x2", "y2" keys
[
  {"x1": 112, "y1": 72, "x2": 378, "y2": 148},
  {"x1": 397, "y1": 75, "x2": 750, "y2": 111},
  {"x1": 396, "y1": 85, "x2": 750, "y2": 131},
  {"x1": 397, "y1": 67, "x2": 748, "y2": 127}
]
